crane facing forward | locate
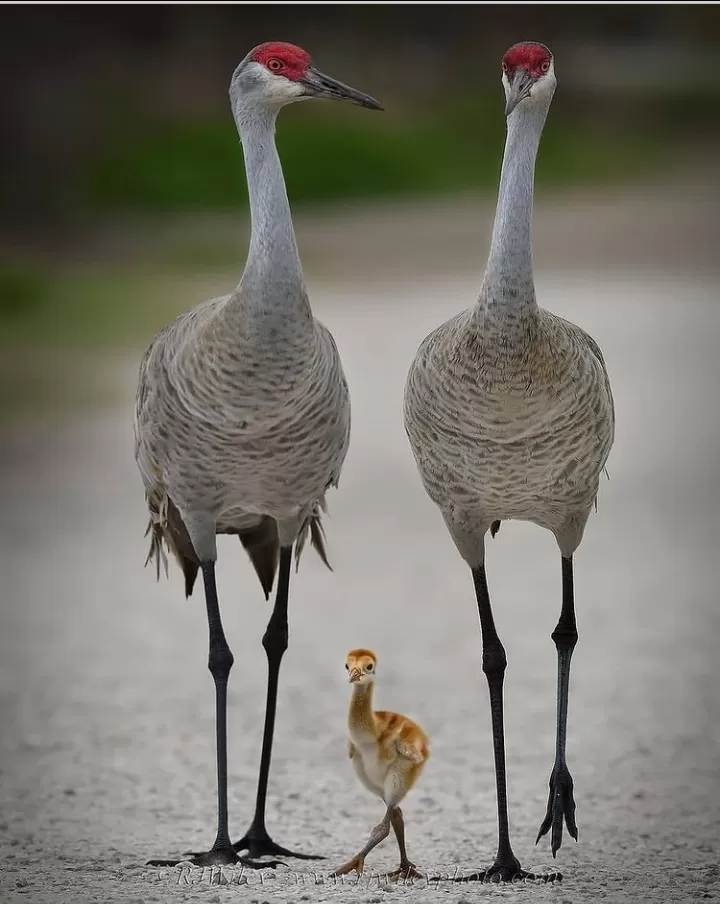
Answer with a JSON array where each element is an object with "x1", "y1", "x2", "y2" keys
[
  {"x1": 403, "y1": 42, "x2": 615, "y2": 881},
  {"x1": 134, "y1": 43, "x2": 381, "y2": 868},
  {"x1": 333, "y1": 649, "x2": 429, "y2": 881}
]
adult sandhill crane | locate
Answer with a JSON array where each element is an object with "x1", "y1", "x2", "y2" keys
[
  {"x1": 403, "y1": 42, "x2": 615, "y2": 881},
  {"x1": 134, "y1": 42, "x2": 381, "y2": 868}
]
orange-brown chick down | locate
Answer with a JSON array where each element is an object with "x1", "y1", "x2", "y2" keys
[{"x1": 333, "y1": 649, "x2": 429, "y2": 880}]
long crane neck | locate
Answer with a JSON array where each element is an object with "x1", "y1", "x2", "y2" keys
[
  {"x1": 477, "y1": 103, "x2": 549, "y2": 331},
  {"x1": 231, "y1": 102, "x2": 310, "y2": 325}
]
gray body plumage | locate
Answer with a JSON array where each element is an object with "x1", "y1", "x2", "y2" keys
[
  {"x1": 404, "y1": 71, "x2": 615, "y2": 566},
  {"x1": 134, "y1": 68, "x2": 350, "y2": 598}
]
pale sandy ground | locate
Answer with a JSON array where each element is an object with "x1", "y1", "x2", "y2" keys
[{"x1": 1, "y1": 183, "x2": 720, "y2": 903}]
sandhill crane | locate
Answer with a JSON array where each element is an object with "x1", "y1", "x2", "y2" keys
[
  {"x1": 333, "y1": 649, "x2": 429, "y2": 880},
  {"x1": 403, "y1": 42, "x2": 615, "y2": 881},
  {"x1": 134, "y1": 42, "x2": 381, "y2": 868}
]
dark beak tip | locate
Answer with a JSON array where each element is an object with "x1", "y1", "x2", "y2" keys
[
  {"x1": 305, "y1": 67, "x2": 382, "y2": 112},
  {"x1": 344, "y1": 93, "x2": 383, "y2": 112}
]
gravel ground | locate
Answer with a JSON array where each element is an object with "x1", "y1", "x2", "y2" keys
[{"x1": 2, "y1": 199, "x2": 720, "y2": 902}]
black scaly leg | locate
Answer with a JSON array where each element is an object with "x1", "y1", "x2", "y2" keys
[
  {"x1": 536, "y1": 555, "x2": 579, "y2": 857},
  {"x1": 233, "y1": 546, "x2": 322, "y2": 861},
  {"x1": 468, "y1": 564, "x2": 524, "y2": 882},
  {"x1": 439, "y1": 562, "x2": 562, "y2": 885},
  {"x1": 150, "y1": 563, "x2": 279, "y2": 868}
]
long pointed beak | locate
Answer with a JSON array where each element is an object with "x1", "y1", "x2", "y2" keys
[
  {"x1": 505, "y1": 69, "x2": 534, "y2": 117},
  {"x1": 348, "y1": 668, "x2": 362, "y2": 683},
  {"x1": 300, "y1": 66, "x2": 383, "y2": 110}
]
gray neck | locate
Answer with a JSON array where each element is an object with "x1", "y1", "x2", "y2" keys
[
  {"x1": 233, "y1": 103, "x2": 307, "y2": 310},
  {"x1": 478, "y1": 103, "x2": 548, "y2": 324}
]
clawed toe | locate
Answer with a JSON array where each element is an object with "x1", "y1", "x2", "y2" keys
[
  {"x1": 330, "y1": 856, "x2": 365, "y2": 877},
  {"x1": 536, "y1": 763, "x2": 578, "y2": 857},
  {"x1": 233, "y1": 832, "x2": 322, "y2": 862},
  {"x1": 388, "y1": 861, "x2": 423, "y2": 881}
]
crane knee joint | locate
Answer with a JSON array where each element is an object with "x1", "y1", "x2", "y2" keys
[
  {"x1": 262, "y1": 621, "x2": 288, "y2": 661},
  {"x1": 551, "y1": 626, "x2": 578, "y2": 649},
  {"x1": 208, "y1": 641, "x2": 234, "y2": 682},
  {"x1": 482, "y1": 644, "x2": 507, "y2": 679}
]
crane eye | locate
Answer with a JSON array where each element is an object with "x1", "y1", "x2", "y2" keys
[
  {"x1": 501, "y1": 61, "x2": 508, "y2": 73},
  {"x1": 540, "y1": 60, "x2": 550, "y2": 73},
  {"x1": 267, "y1": 59, "x2": 283, "y2": 72},
  {"x1": 365, "y1": 663, "x2": 374, "y2": 672}
]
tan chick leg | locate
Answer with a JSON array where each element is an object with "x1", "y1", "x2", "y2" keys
[
  {"x1": 388, "y1": 807, "x2": 422, "y2": 881},
  {"x1": 330, "y1": 806, "x2": 393, "y2": 877}
]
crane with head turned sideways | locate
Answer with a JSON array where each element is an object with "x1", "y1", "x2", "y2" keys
[
  {"x1": 134, "y1": 42, "x2": 382, "y2": 869},
  {"x1": 403, "y1": 42, "x2": 615, "y2": 881}
]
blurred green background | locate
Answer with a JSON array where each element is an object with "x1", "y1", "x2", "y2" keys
[{"x1": 1, "y1": 4, "x2": 719, "y2": 419}]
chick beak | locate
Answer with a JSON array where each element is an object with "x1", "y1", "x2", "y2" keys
[
  {"x1": 348, "y1": 668, "x2": 362, "y2": 683},
  {"x1": 505, "y1": 68, "x2": 534, "y2": 117}
]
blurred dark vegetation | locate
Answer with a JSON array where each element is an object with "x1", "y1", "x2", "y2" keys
[{"x1": 0, "y1": 4, "x2": 719, "y2": 419}]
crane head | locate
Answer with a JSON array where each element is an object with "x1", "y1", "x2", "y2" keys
[
  {"x1": 501, "y1": 42, "x2": 556, "y2": 117},
  {"x1": 345, "y1": 648, "x2": 377, "y2": 685},
  {"x1": 231, "y1": 42, "x2": 383, "y2": 112}
]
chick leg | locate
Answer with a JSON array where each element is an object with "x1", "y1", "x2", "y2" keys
[
  {"x1": 332, "y1": 766, "x2": 412, "y2": 877},
  {"x1": 331, "y1": 807, "x2": 392, "y2": 877},
  {"x1": 388, "y1": 807, "x2": 422, "y2": 881}
]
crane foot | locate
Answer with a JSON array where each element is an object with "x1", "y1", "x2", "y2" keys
[
  {"x1": 535, "y1": 762, "x2": 578, "y2": 858},
  {"x1": 233, "y1": 830, "x2": 323, "y2": 861},
  {"x1": 148, "y1": 843, "x2": 283, "y2": 869},
  {"x1": 429, "y1": 865, "x2": 562, "y2": 884}
]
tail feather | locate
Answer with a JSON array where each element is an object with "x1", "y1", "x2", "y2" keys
[
  {"x1": 144, "y1": 517, "x2": 169, "y2": 580},
  {"x1": 144, "y1": 494, "x2": 199, "y2": 599},
  {"x1": 183, "y1": 562, "x2": 199, "y2": 598},
  {"x1": 295, "y1": 498, "x2": 332, "y2": 573},
  {"x1": 237, "y1": 518, "x2": 279, "y2": 602},
  {"x1": 144, "y1": 493, "x2": 333, "y2": 603},
  {"x1": 490, "y1": 520, "x2": 501, "y2": 538}
]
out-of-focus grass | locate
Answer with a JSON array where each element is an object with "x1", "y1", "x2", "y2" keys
[
  {"x1": 69, "y1": 94, "x2": 683, "y2": 220},
  {"x1": 0, "y1": 264, "x2": 235, "y2": 421},
  {"x1": 0, "y1": 264, "x2": 229, "y2": 348}
]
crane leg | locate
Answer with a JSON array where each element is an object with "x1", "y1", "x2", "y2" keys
[
  {"x1": 149, "y1": 563, "x2": 281, "y2": 868},
  {"x1": 437, "y1": 565, "x2": 560, "y2": 884},
  {"x1": 233, "y1": 546, "x2": 322, "y2": 861},
  {"x1": 536, "y1": 555, "x2": 579, "y2": 857},
  {"x1": 464, "y1": 564, "x2": 527, "y2": 881}
]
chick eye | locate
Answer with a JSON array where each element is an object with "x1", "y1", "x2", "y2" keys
[
  {"x1": 366, "y1": 663, "x2": 374, "y2": 672},
  {"x1": 540, "y1": 60, "x2": 550, "y2": 73},
  {"x1": 268, "y1": 59, "x2": 283, "y2": 72},
  {"x1": 345, "y1": 663, "x2": 349, "y2": 671}
]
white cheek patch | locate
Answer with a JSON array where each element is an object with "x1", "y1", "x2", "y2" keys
[
  {"x1": 264, "y1": 77, "x2": 305, "y2": 106},
  {"x1": 532, "y1": 60, "x2": 557, "y2": 103},
  {"x1": 244, "y1": 61, "x2": 306, "y2": 106}
]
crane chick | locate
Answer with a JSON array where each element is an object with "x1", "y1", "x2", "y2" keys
[{"x1": 332, "y1": 649, "x2": 429, "y2": 880}]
